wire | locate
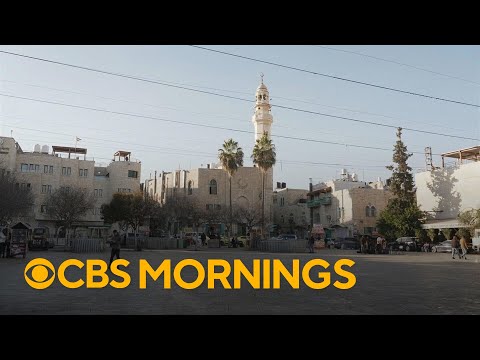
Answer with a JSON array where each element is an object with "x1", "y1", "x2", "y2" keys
[
  {"x1": 0, "y1": 93, "x2": 451, "y2": 154},
  {"x1": 0, "y1": 50, "x2": 477, "y2": 138},
  {"x1": 189, "y1": 45, "x2": 480, "y2": 109},
  {"x1": 314, "y1": 45, "x2": 480, "y2": 86}
]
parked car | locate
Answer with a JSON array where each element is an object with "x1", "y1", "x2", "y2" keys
[
  {"x1": 389, "y1": 237, "x2": 421, "y2": 252},
  {"x1": 334, "y1": 237, "x2": 360, "y2": 250},
  {"x1": 29, "y1": 226, "x2": 52, "y2": 250},
  {"x1": 431, "y1": 240, "x2": 452, "y2": 253}
]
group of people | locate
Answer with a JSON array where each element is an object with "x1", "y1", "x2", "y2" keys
[
  {"x1": 451, "y1": 235, "x2": 468, "y2": 260},
  {"x1": 358, "y1": 234, "x2": 386, "y2": 254}
]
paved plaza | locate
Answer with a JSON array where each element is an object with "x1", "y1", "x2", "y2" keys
[{"x1": 1, "y1": 247, "x2": 479, "y2": 315}]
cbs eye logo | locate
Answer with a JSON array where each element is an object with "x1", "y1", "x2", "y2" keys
[{"x1": 24, "y1": 258, "x2": 56, "y2": 290}]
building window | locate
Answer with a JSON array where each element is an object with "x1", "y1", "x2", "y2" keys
[
  {"x1": 20, "y1": 183, "x2": 31, "y2": 190},
  {"x1": 288, "y1": 213, "x2": 294, "y2": 224},
  {"x1": 365, "y1": 206, "x2": 370, "y2": 217},
  {"x1": 35, "y1": 164, "x2": 40, "y2": 172},
  {"x1": 209, "y1": 179, "x2": 217, "y2": 195},
  {"x1": 29, "y1": 164, "x2": 35, "y2": 172},
  {"x1": 128, "y1": 170, "x2": 138, "y2": 178},
  {"x1": 49, "y1": 166, "x2": 54, "y2": 174},
  {"x1": 21, "y1": 163, "x2": 28, "y2": 172},
  {"x1": 62, "y1": 167, "x2": 71, "y2": 176},
  {"x1": 44, "y1": 165, "x2": 49, "y2": 173},
  {"x1": 41, "y1": 205, "x2": 48, "y2": 213},
  {"x1": 188, "y1": 180, "x2": 193, "y2": 195},
  {"x1": 273, "y1": 197, "x2": 277, "y2": 204},
  {"x1": 42, "y1": 185, "x2": 47, "y2": 193},
  {"x1": 281, "y1": 215, "x2": 284, "y2": 223},
  {"x1": 370, "y1": 206, "x2": 376, "y2": 217},
  {"x1": 79, "y1": 169, "x2": 88, "y2": 177},
  {"x1": 94, "y1": 189, "x2": 103, "y2": 198}
]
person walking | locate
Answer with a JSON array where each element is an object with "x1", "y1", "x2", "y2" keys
[
  {"x1": 201, "y1": 232, "x2": 206, "y2": 246},
  {"x1": 308, "y1": 235, "x2": 315, "y2": 253},
  {"x1": 451, "y1": 235, "x2": 459, "y2": 259},
  {"x1": 108, "y1": 230, "x2": 121, "y2": 267},
  {"x1": 459, "y1": 235, "x2": 469, "y2": 260}
]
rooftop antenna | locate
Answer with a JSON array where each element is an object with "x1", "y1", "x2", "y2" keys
[{"x1": 260, "y1": 72, "x2": 264, "y2": 84}]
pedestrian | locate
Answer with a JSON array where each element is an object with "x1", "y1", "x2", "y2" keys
[
  {"x1": 459, "y1": 235, "x2": 469, "y2": 260},
  {"x1": 451, "y1": 235, "x2": 459, "y2": 259},
  {"x1": 308, "y1": 235, "x2": 315, "y2": 253},
  {"x1": 0, "y1": 228, "x2": 6, "y2": 258},
  {"x1": 193, "y1": 233, "x2": 202, "y2": 250},
  {"x1": 5, "y1": 230, "x2": 11, "y2": 258},
  {"x1": 376, "y1": 235, "x2": 383, "y2": 254},
  {"x1": 201, "y1": 232, "x2": 206, "y2": 246},
  {"x1": 108, "y1": 230, "x2": 121, "y2": 267}
]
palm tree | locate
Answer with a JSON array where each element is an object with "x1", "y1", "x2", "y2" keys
[
  {"x1": 218, "y1": 139, "x2": 244, "y2": 236},
  {"x1": 251, "y1": 132, "x2": 276, "y2": 239}
]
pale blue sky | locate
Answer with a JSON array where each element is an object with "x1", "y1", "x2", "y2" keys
[{"x1": 0, "y1": 45, "x2": 479, "y2": 189}]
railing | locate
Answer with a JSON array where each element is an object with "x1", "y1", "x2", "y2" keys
[
  {"x1": 144, "y1": 237, "x2": 179, "y2": 250},
  {"x1": 258, "y1": 239, "x2": 308, "y2": 253},
  {"x1": 307, "y1": 197, "x2": 331, "y2": 207},
  {"x1": 69, "y1": 238, "x2": 106, "y2": 253}
]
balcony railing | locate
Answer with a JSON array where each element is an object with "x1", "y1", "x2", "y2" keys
[{"x1": 307, "y1": 196, "x2": 332, "y2": 207}]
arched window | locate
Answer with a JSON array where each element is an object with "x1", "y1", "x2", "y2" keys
[
  {"x1": 187, "y1": 180, "x2": 193, "y2": 195},
  {"x1": 281, "y1": 215, "x2": 285, "y2": 223},
  {"x1": 371, "y1": 206, "x2": 376, "y2": 217},
  {"x1": 209, "y1": 179, "x2": 217, "y2": 195},
  {"x1": 365, "y1": 206, "x2": 370, "y2": 217}
]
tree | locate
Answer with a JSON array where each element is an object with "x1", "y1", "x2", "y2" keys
[
  {"x1": 102, "y1": 192, "x2": 157, "y2": 250},
  {"x1": 46, "y1": 186, "x2": 95, "y2": 241},
  {"x1": 218, "y1": 138, "x2": 244, "y2": 237},
  {"x1": 235, "y1": 205, "x2": 262, "y2": 247},
  {"x1": 0, "y1": 171, "x2": 34, "y2": 226},
  {"x1": 377, "y1": 128, "x2": 423, "y2": 240},
  {"x1": 251, "y1": 132, "x2": 276, "y2": 238},
  {"x1": 458, "y1": 208, "x2": 480, "y2": 233},
  {"x1": 386, "y1": 127, "x2": 415, "y2": 201},
  {"x1": 101, "y1": 193, "x2": 130, "y2": 233}
]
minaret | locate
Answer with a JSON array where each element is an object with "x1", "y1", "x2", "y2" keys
[{"x1": 252, "y1": 73, "x2": 273, "y2": 142}]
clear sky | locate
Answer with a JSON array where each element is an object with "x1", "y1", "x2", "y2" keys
[{"x1": 0, "y1": 45, "x2": 479, "y2": 189}]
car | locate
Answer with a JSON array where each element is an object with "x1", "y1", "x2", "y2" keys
[
  {"x1": 431, "y1": 240, "x2": 453, "y2": 253},
  {"x1": 334, "y1": 237, "x2": 360, "y2": 250},
  {"x1": 277, "y1": 234, "x2": 298, "y2": 240},
  {"x1": 236, "y1": 235, "x2": 249, "y2": 247},
  {"x1": 389, "y1": 237, "x2": 421, "y2": 252}
]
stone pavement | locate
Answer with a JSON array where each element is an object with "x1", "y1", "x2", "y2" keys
[{"x1": 1, "y1": 247, "x2": 479, "y2": 314}]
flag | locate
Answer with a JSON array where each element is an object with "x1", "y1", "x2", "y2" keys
[{"x1": 76, "y1": 137, "x2": 81, "y2": 142}]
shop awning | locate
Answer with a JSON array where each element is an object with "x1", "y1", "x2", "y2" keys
[{"x1": 422, "y1": 219, "x2": 468, "y2": 229}]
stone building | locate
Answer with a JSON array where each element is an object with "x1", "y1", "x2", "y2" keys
[
  {"x1": 144, "y1": 78, "x2": 275, "y2": 236},
  {"x1": 0, "y1": 136, "x2": 141, "y2": 236},
  {"x1": 307, "y1": 169, "x2": 393, "y2": 239},
  {"x1": 272, "y1": 182, "x2": 310, "y2": 238}
]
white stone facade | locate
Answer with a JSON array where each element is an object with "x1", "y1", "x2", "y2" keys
[
  {"x1": 415, "y1": 161, "x2": 480, "y2": 222},
  {"x1": 309, "y1": 176, "x2": 393, "y2": 238},
  {"x1": 0, "y1": 136, "x2": 141, "y2": 234}
]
